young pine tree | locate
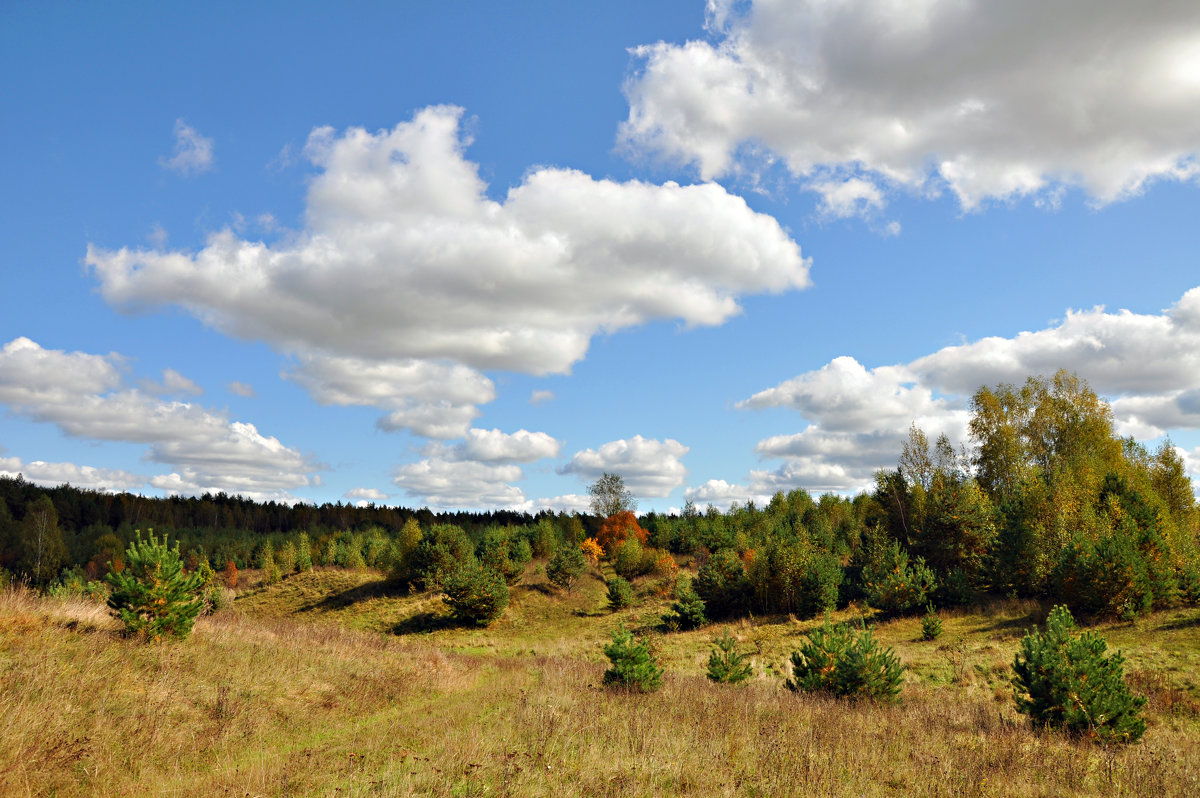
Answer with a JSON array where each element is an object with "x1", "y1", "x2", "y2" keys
[
  {"x1": 787, "y1": 619, "x2": 904, "y2": 701},
  {"x1": 1011, "y1": 605, "x2": 1146, "y2": 743},
  {"x1": 106, "y1": 531, "x2": 205, "y2": 641},
  {"x1": 707, "y1": 629, "x2": 754, "y2": 685},
  {"x1": 602, "y1": 625, "x2": 663, "y2": 692},
  {"x1": 546, "y1": 540, "x2": 587, "y2": 593}
]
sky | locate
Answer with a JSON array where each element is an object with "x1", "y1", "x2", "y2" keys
[{"x1": 2, "y1": 0, "x2": 1200, "y2": 514}]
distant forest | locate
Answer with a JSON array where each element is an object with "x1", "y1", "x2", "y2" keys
[{"x1": 3, "y1": 370, "x2": 1198, "y2": 622}]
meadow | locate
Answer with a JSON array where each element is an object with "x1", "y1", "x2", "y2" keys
[{"x1": 3, "y1": 562, "x2": 1199, "y2": 797}]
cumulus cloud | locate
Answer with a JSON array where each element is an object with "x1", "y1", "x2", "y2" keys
[
  {"x1": 559, "y1": 435, "x2": 689, "y2": 498},
  {"x1": 0, "y1": 456, "x2": 147, "y2": 493},
  {"x1": 286, "y1": 353, "x2": 495, "y2": 439},
  {"x1": 88, "y1": 105, "x2": 809, "y2": 400},
  {"x1": 0, "y1": 337, "x2": 317, "y2": 500},
  {"x1": 623, "y1": 0, "x2": 1200, "y2": 211},
  {"x1": 531, "y1": 493, "x2": 592, "y2": 514},
  {"x1": 346, "y1": 487, "x2": 389, "y2": 501},
  {"x1": 159, "y1": 119, "x2": 214, "y2": 175},
  {"x1": 530, "y1": 389, "x2": 555, "y2": 405},
  {"x1": 741, "y1": 284, "x2": 1200, "y2": 495},
  {"x1": 392, "y1": 458, "x2": 530, "y2": 510},
  {"x1": 430, "y1": 428, "x2": 561, "y2": 464},
  {"x1": 228, "y1": 380, "x2": 256, "y2": 397}
]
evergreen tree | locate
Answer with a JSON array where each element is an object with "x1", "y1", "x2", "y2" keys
[
  {"x1": 602, "y1": 625, "x2": 662, "y2": 692},
  {"x1": 1012, "y1": 605, "x2": 1146, "y2": 743},
  {"x1": 106, "y1": 531, "x2": 205, "y2": 641},
  {"x1": 546, "y1": 540, "x2": 586, "y2": 593},
  {"x1": 665, "y1": 577, "x2": 707, "y2": 630},
  {"x1": 787, "y1": 619, "x2": 904, "y2": 701},
  {"x1": 707, "y1": 629, "x2": 754, "y2": 684},
  {"x1": 606, "y1": 575, "x2": 634, "y2": 610},
  {"x1": 442, "y1": 560, "x2": 509, "y2": 626}
]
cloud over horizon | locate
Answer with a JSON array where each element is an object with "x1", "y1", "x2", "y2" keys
[{"x1": 623, "y1": 0, "x2": 1200, "y2": 214}]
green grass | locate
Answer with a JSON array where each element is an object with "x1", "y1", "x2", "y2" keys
[{"x1": 3, "y1": 567, "x2": 1200, "y2": 796}]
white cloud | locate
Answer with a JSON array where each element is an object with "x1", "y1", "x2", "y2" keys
[
  {"x1": 431, "y1": 428, "x2": 561, "y2": 464},
  {"x1": 0, "y1": 337, "x2": 317, "y2": 501},
  {"x1": 0, "y1": 456, "x2": 147, "y2": 493},
  {"x1": 159, "y1": 118, "x2": 214, "y2": 175},
  {"x1": 392, "y1": 457, "x2": 530, "y2": 510},
  {"x1": 559, "y1": 435, "x2": 689, "y2": 498},
  {"x1": 742, "y1": 284, "x2": 1200, "y2": 494},
  {"x1": 228, "y1": 380, "x2": 256, "y2": 397},
  {"x1": 157, "y1": 368, "x2": 203, "y2": 396},
  {"x1": 89, "y1": 105, "x2": 809, "y2": 386},
  {"x1": 810, "y1": 178, "x2": 885, "y2": 219},
  {"x1": 530, "y1": 389, "x2": 555, "y2": 405},
  {"x1": 623, "y1": 0, "x2": 1200, "y2": 211},
  {"x1": 531, "y1": 493, "x2": 592, "y2": 514},
  {"x1": 684, "y1": 478, "x2": 768, "y2": 510},
  {"x1": 346, "y1": 487, "x2": 389, "y2": 501},
  {"x1": 286, "y1": 353, "x2": 494, "y2": 439}
]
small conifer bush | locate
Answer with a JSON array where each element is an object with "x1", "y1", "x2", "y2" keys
[
  {"x1": 787, "y1": 619, "x2": 904, "y2": 701},
  {"x1": 707, "y1": 629, "x2": 754, "y2": 685},
  {"x1": 1011, "y1": 605, "x2": 1146, "y2": 743},
  {"x1": 606, "y1": 575, "x2": 634, "y2": 610},
  {"x1": 106, "y1": 531, "x2": 205, "y2": 641},
  {"x1": 442, "y1": 560, "x2": 509, "y2": 626},
  {"x1": 665, "y1": 577, "x2": 707, "y2": 630},
  {"x1": 921, "y1": 605, "x2": 943, "y2": 641},
  {"x1": 602, "y1": 625, "x2": 663, "y2": 692}
]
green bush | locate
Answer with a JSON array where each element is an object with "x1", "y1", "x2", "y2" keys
[
  {"x1": 707, "y1": 629, "x2": 754, "y2": 685},
  {"x1": 921, "y1": 605, "x2": 943, "y2": 641},
  {"x1": 602, "y1": 625, "x2": 663, "y2": 692},
  {"x1": 863, "y1": 540, "x2": 937, "y2": 616},
  {"x1": 694, "y1": 548, "x2": 751, "y2": 619},
  {"x1": 665, "y1": 577, "x2": 707, "y2": 630},
  {"x1": 441, "y1": 560, "x2": 509, "y2": 627},
  {"x1": 606, "y1": 575, "x2": 634, "y2": 610},
  {"x1": 105, "y1": 531, "x2": 205, "y2": 641},
  {"x1": 1011, "y1": 605, "x2": 1146, "y2": 743},
  {"x1": 787, "y1": 619, "x2": 904, "y2": 701},
  {"x1": 546, "y1": 541, "x2": 586, "y2": 593}
]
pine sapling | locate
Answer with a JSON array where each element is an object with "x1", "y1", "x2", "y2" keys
[
  {"x1": 106, "y1": 531, "x2": 205, "y2": 641},
  {"x1": 1011, "y1": 605, "x2": 1146, "y2": 743},
  {"x1": 602, "y1": 625, "x2": 663, "y2": 692},
  {"x1": 707, "y1": 629, "x2": 754, "y2": 684}
]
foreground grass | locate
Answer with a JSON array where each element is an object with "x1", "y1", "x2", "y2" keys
[{"x1": 3, "y1": 574, "x2": 1200, "y2": 796}]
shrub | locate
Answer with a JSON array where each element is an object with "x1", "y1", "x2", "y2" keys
[
  {"x1": 546, "y1": 540, "x2": 587, "y2": 593},
  {"x1": 606, "y1": 575, "x2": 634, "y2": 610},
  {"x1": 223, "y1": 559, "x2": 238, "y2": 588},
  {"x1": 921, "y1": 605, "x2": 943, "y2": 641},
  {"x1": 694, "y1": 548, "x2": 751, "y2": 619},
  {"x1": 596, "y1": 511, "x2": 648, "y2": 554},
  {"x1": 665, "y1": 577, "x2": 707, "y2": 630},
  {"x1": 441, "y1": 561, "x2": 509, "y2": 626},
  {"x1": 580, "y1": 537, "x2": 604, "y2": 566},
  {"x1": 295, "y1": 532, "x2": 313, "y2": 572},
  {"x1": 105, "y1": 531, "x2": 205, "y2": 641},
  {"x1": 707, "y1": 629, "x2": 754, "y2": 685},
  {"x1": 787, "y1": 619, "x2": 904, "y2": 701},
  {"x1": 1011, "y1": 605, "x2": 1146, "y2": 743},
  {"x1": 611, "y1": 535, "x2": 654, "y2": 580},
  {"x1": 863, "y1": 540, "x2": 937, "y2": 616},
  {"x1": 602, "y1": 625, "x2": 663, "y2": 692}
]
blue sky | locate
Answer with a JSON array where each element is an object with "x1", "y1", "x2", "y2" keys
[{"x1": 3, "y1": 0, "x2": 1199, "y2": 512}]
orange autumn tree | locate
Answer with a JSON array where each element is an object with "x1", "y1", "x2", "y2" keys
[{"x1": 596, "y1": 511, "x2": 648, "y2": 555}]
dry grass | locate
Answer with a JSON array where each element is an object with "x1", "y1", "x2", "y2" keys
[{"x1": 3, "y1": 578, "x2": 1200, "y2": 796}]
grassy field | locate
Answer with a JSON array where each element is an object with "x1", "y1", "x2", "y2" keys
[{"x1": 3, "y1": 564, "x2": 1200, "y2": 796}]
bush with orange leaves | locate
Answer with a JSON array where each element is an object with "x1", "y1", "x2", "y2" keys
[
  {"x1": 596, "y1": 511, "x2": 647, "y2": 554},
  {"x1": 580, "y1": 537, "x2": 604, "y2": 566}
]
